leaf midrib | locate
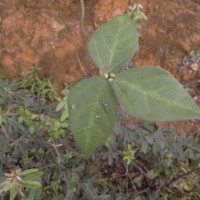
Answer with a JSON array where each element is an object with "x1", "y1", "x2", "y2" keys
[
  {"x1": 107, "y1": 17, "x2": 127, "y2": 71},
  {"x1": 114, "y1": 79, "x2": 200, "y2": 115},
  {"x1": 77, "y1": 80, "x2": 111, "y2": 154}
]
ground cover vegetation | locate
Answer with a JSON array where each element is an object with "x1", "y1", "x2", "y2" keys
[
  {"x1": 0, "y1": 68, "x2": 200, "y2": 199},
  {"x1": 0, "y1": 2, "x2": 200, "y2": 199}
]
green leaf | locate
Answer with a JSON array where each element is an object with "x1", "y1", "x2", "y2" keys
[
  {"x1": 18, "y1": 116, "x2": 24, "y2": 124},
  {"x1": 28, "y1": 187, "x2": 42, "y2": 200},
  {"x1": 0, "y1": 115, "x2": 3, "y2": 124},
  {"x1": 60, "y1": 109, "x2": 68, "y2": 121},
  {"x1": 112, "y1": 66, "x2": 200, "y2": 121},
  {"x1": 88, "y1": 14, "x2": 139, "y2": 73},
  {"x1": 68, "y1": 77, "x2": 118, "y2": 156},
  {"x1": 30, "y1": 113, "x2": 37, "y2": 120},
  {"x1": 25, "y1": 109, "x2": 31, "y2": 116},
  {"x1": 22, "y1": 172, "x2": 43, "y2": 181},
  {"x1": 56, "y1": 99, "x2": 68, "y2": 111},
  {"x1": 0, "y1": 180, "x2": 10, "y2": 189},
  {"x1": 54, "y1": 121, "x2": 61, "y2": 131},
  {"x1": 18, "y1": 107, "x2": 25, "y2": 115},
  {"x1": 9, "y1": 184, "x2": 17, "y2": 200},
  {"x1": 0, "y1": 182, "x2": 13, "y2": 194},
  {"x1": 20, "y1": 180, "x2": 41, "y2": 188},
  {"x1": 82, "y1": 183, "x2": 98, "y2": 199},
  {"x1": 20, "y1": 169, "x2": 39, "y2": 176},
  {"x1": 134, "y1": 10, "x2": 147, "y2": 21},
  {"x1": 29, "y1": 125, "x2": 35, "y2": 134},
  {"x1": 54, "y1": 129, "x2": 65, "y2": 138}
]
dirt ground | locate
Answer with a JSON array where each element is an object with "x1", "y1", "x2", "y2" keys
[{"x1": 0, "y1": 0, "x2": 199, "y2": 134}]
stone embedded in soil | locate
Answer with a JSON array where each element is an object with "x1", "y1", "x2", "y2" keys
[
  {"x1": 190, "y1": 62, "x2": 199, "y2": 71},
  {"x1": 178, "y1": 54, "x2": 200, "y2": 80}
]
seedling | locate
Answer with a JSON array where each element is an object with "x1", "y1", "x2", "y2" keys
[
  {"x1": 68, "y1": 14, "x2": 200, "y2": 156},
  {"x1": 56, "y1": 83, "x2": 70, "y2": 122},
  {"x1": 123, "y1": 144, "x2": 136, "y2": 166},
  {"x1": 0, "y1": 168, "x2": 43, "y2": 200},
  {"x1": 129, "y1": 1, "x2": 147, "y2": 22}
]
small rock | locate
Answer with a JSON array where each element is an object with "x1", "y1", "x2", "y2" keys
[
  {"x1": 190, "y1": 63, "x2": 199, "y2": 71},
  {"x1": 193, "y1": 95, "x2": 198, "y2": 101}
]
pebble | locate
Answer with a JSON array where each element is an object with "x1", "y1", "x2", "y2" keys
[
  {"x1": 190, "y1": 63, "x2": 199, "y2": 71},
  {"x1": 178, "y1": 54, "x2": 200, "y2": 72}
]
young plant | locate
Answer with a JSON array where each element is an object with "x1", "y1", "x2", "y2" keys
[
  {"x1": 123, "y1": 143, "x2": 136, "y2": 166},
  {"x1": 19, "y1": 66, "x2": 58, "y2": 102},
  {"x1": 129, "y1": 1, "x2": 147, "y2": 22},
  {"x1": 56, "y1": 83, "x2": 70, "y2": 122},
  {"x1": 0, "y1": 168, "x2": 43, "y2": 200},
  {"x1": 68, "y1": 14, "x2": 200, "y2": 156}
]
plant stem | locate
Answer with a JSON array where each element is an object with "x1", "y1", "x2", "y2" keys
[
  {"x1": 156, "y1": 167, "x2": 200, "y2": 193},
  {"x1": 80, "y1": 0, "x2": 89, "y2": 42}
]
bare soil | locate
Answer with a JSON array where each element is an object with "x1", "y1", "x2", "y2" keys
[{"x1": 0, "y1": 0, "x2": 199, "y2": 134}]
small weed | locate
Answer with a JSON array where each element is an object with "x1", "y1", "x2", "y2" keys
[
  {"x1": 189, "y1": 50, "x2": 200, "y2": 57},
  {"x1": 123, "y1": 143, "x2": 136, "y2": 166},
  {"x1": 19, "y1": 66, "x2": 58, "y2": 102},
  {"x1": 0, "y1": 168, "x2": 43, "y2": 200}
]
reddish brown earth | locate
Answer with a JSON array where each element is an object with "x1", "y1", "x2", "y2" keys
[{"x1": 0, "y1": 0, "x2": 199, "y2": 134}]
